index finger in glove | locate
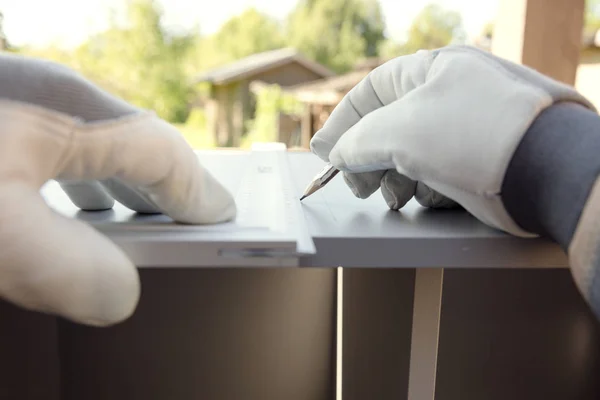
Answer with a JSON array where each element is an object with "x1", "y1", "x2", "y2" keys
[
  {"x1": 61, "y1": 112, "x2": 237, "y2": 224},
  {"x1": 310, "y1": 51, "x2": 431, "y2": 201},
  {"x1": 310, "y1": 51, "x2": 430, "y2": 160}
]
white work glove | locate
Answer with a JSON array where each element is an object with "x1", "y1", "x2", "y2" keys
[
  {"x1": 0, "y1": 53, "x2": 236, "y2": 326},
  {"x1": 311, "y1": 45, "x2": 595, "y2": 237}
]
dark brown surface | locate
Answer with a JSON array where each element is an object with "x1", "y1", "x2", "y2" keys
[
  {"x1": 58, "y1": 268, "x2": 337, "y2": 400},
  {"x1": 436, "y1": 268, "x2": 600, "y2": 400},
  {"x1": 341, "y1": 268, "x2": 415, "y2": 400},
  {"x1": 0, "y1": 300, "x2": 60, "y2": 400},
  {"x1": 4, "y1": 267, "x2": 600, "y2": 400}
]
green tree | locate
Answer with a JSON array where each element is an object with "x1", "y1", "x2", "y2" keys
[
  {"x1": 212, "y1": 8, "x2": 284, "y2": 61},
  {"x1": 587, "y1": 0, "x2": 600, "y2": 30},
  {"x1": 72, "y1": 0, "x2": 193, "y2": 122},
  {"x1": 0, "y1": 11, "x2": 8, "y2": 51},
  {"x1": 184, "y1": 8, "x2": 285, "y2": 78},
  {"x1": 481, "y1": 22, "x2": 494, "y2": 39},
  {"x1": 403, "y1": 4, "x2": 464, "y2": 53},
  {"x1": 381, "y1": 4, "x2": 463, "y2": 59},
  {"x1": 287, "y1": 0, "x2": 386, "y2": 73}
]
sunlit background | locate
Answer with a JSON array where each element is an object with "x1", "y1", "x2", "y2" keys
[{"x1": 0, "y1": 0, "x2": 599, "y2": 149}]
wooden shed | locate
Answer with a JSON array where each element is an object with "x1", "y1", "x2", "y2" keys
[
  {"x1": 193, "y1": 48, "x2": 334, "y2": 147},
  {"x1": 285, "y1": 57, "x2": 386, "y2": 146}
]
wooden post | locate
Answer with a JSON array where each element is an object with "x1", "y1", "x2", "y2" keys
[
  {"x1": 492, "y1": 0, "x2": 586, "y2": 85},
  {"x1": 232, "y1": 97, "x2": 243, "y2": 148},
  {"x1": 300, "y1": 104, "x2": 313, "y2": 149}
]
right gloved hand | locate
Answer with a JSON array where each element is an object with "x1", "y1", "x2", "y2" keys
[
  {"x1": 0, "y1": 53, "x2": 236, "y2": 326},
  {"x1": 310, "y1": 45, "x2": 595, "y2": 237}
]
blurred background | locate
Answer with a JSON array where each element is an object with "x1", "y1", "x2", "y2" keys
[{"x1": 0, "y1": 0, "x2": 599, "y2": 150}]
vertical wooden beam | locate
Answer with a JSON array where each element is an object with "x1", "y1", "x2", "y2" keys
[
  {"x1": 231, "y1": 82, "x2": 246, "y2": 148},
  {"x1": 300, "y1": 104, "x2": 313, "y2": 149},
  {"x1": 341, "y1": 269, "x2": 415, "y2": 400},
  {"x1": 492, "y1": 0, "x2": 586, "y2": 85},
  {"x1": 204, "y1": 84, "x2": 219, "y2": 147}
]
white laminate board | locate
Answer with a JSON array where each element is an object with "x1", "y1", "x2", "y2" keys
[
  {"x1": 287, "y1": 153, "x2": 568, "y2": 268},
  {"x1": 42, "y1": 148, "x2": 314, "y2": 267}
]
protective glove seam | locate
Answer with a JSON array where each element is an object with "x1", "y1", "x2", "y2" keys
[
  {"x1": 365, "y1": 74, "x2": 385, "y2": 108},
  {"x1": 347, "y1": 96, "x2": 363, "y2": 119},
  {"x1": 54, "y1": 125, "x2": 79, "y2": 182},
  {"x1": 71, "y1": 111, "x2": 157, "y2": 139},
  {"x1": 423, "y1": 49, "x2": 438, "y2": 81},
  {"x1": 0, "y1": 99, "x2": 80, "y2": 182},
  {"x1": 0, "y1": 98, "x2": 78, "y2": 135},
  {"x1": 0, "y1": 98, "x2": 157, "y2": 142}
]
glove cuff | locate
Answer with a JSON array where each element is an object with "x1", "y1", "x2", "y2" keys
[{"x1": 420, "y1": 47, "x2": 597, "y2": 237}]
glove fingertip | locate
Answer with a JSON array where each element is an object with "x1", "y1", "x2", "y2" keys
[
  {"x1": 309, "y1": 134, "x2": 334, "y2": 162},
  {"x1": 174, "y1": 166, "x2": 238, "y2": 225},
  {"x1": 380, "y1": 171, "x2": 417, "y2": 210},
  {"x1": 343, "y1": 171, "x2": 383, "y2": 199},
  {"x1": 415, "y1": 183, "x2": 460, "y2": 209}
]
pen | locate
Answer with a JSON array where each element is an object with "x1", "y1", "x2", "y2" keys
[{"x1": 299, "y1": 163, "x2": 340, "y2": 201}]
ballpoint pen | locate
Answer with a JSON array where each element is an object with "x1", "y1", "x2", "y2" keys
[{"x1": 299, "y1": 163, "x2": 340, "y2": 201}]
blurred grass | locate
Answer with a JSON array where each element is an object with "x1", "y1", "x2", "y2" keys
[{"x1": 173, "y1": 123, "x2": 215, "y2": 149}]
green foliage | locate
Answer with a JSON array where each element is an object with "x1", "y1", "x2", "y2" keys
[
  {"x1": 0, "y1": 11, "x2": 10, "y2": 51},
  {"x1": 243, "y1": 84, "x2": 303, "y2": 147},
  {"x1": 287, "y1": 0, "x2": 385, "y2": 73},
  {"x1": 183, "y1": 36, "x2": 230, "y2": 74},
  {"x1": 7, "y1": 0, "x2": 472, "y2": 151},
  {"x1": 18, "y1": 44, "x2": 72, "y2": 62},
  {"x1": 378, "y1": 3, "x2": 464, "y2": 60},
  {"x1": 379, "y1": 39, "x2": 412, "y2": 59},
  {"x1": 183, "y1": 8, "x2": 286, "y2": 80},
  {"x1": 402, "y1": 4, "x2": 464, "y2": 54},
  {"x1": 212, "y1": 8, "x2": 285, "y2": 61},
  {"x1": 0, "y1": 12, "x2": 5, "y2": 49},
  {"x1": 173, "y1": 123, "x2": 215, "y2": 149},
  {"x1": 587, "y1": 0, "x2": 600, "y2": 30},
  {"x1": 185, "y1": 107, "x2": 207, "y2": 129},
  {"x1": 481, "y1": 22, "x2": 494, "y2": 39},
  {"x1": 71, "y1": 0, "x2": 193, "y2": 122}
]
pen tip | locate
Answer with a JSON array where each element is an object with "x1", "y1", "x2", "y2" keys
[{"x1": 299, "y1": 195, "x2": 306, "y2": 201}]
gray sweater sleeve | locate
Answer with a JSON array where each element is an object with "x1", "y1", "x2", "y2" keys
[{"x1": 502, "y1": 102, "x2": 600, "y2": 250}]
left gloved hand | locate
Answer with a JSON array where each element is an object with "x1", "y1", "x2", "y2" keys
[{"x1": 0, "y1": 53, "x2": 236, "y2": 326}]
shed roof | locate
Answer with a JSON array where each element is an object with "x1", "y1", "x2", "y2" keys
[
  {"x1": 288, "y1": 70, "x2": 368, "y2": 93},
  {"x1": 285, "y1": 70, "x2": 371, "y2": 105},
  {"x1": 285, "y1": 57, "x2": 386, "y2": 105},
  {"x1": 193, "y1": 47, "x2": 335, "y2": 85}
]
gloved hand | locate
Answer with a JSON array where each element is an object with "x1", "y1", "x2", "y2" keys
[
  {"x1": 310, "y1": 45, "x2": 595, "y2": 237},
  {"x1": 0, "y1": 53, "x2": 236, "y2": 326}
]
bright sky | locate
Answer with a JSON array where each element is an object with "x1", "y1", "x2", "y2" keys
[{"x1": 0, "y1": 0, "x2": 499, "y2": 48}]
